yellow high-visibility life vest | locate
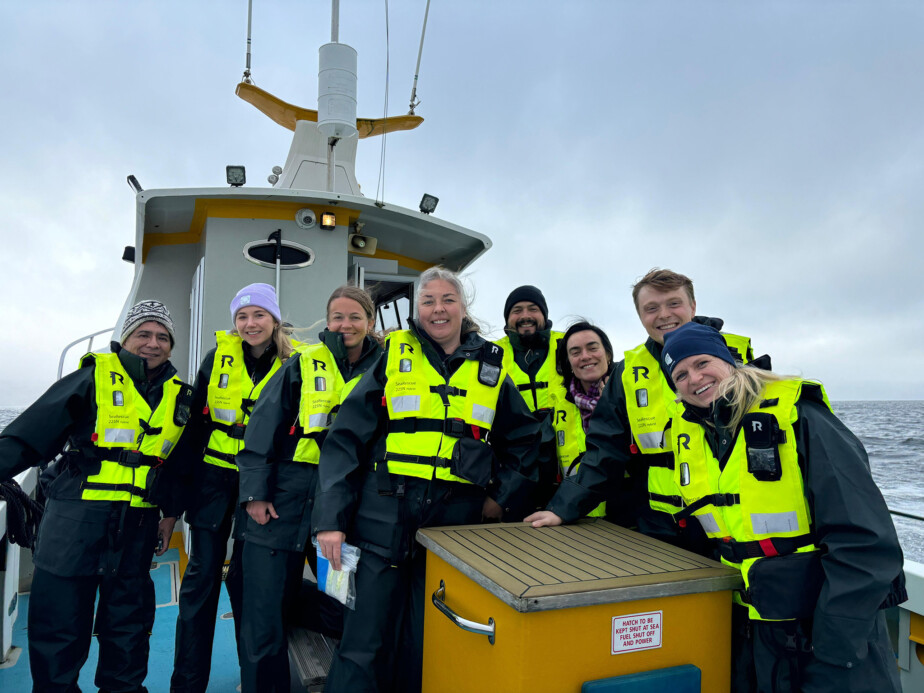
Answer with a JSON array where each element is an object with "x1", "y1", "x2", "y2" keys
[
  {"x1": 290, "y1": 343, "x2": 347, "y2": 465},
  {"x1": 672, "y1": 379, "x2": 827, "y2": 620},
  {"x1": 203, "y1": 331, "x2": 283, "y2": 469},
  {"x1": 548, "y1": 389, "x2": 605, "y2": 517},
  {"x1": 80, "y1": 352, "x2": 191, "y2": 508},
  {"x1": 622, "y1": 332, "x2": 752, "y2": 515},
  {"x1": 378, "y1": 331, "x2": 504, "y2": 484},
  {"x1": 495, "y1": 331, "x2": 564, "y2": 412}
]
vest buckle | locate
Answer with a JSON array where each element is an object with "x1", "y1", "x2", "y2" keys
[
  {"x1": 229, "y1": 423, "x2": 247, "y2": 440},
  {"x1": 118, "y1": 450, "x2": 145, "y2": 468},
  {"x1": 444, "y1": 418, "x2": 467, "y2": 438}
]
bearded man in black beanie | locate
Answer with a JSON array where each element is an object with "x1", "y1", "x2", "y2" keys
[{"x1": 495, "y1": 285, "x2": 563, "y2": 507}]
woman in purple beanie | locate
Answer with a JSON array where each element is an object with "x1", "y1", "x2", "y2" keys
[{"x1": 171, "y1": 282, "x2": 294, "y2": 693}]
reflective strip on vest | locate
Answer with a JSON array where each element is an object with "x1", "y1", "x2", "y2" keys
[
  {"x1": 161, "y1": 440, "x2": 173, "y2": 456},
  {"x1": 637, "y1": 431, "x2": 664, "y2": 449},
  {"x1": 471, "y1": 403, "x2": 495, "y2": 426},
  {"x1": 105, "y1": 428, "x2": 136, "y2": 444},
  {"x1": 308, "y1": 412, "x2": 330, "y2": 428},
  {"x1": 697, "y1": 513, "x2": 721, "y2": 534},
  {"x1": 391, "y1": 395, "x2": 421, "y2": 413},
  {"x1": 751, "y1": 511, "x2": 799, "y2": 534},
  {"x1": 213, "y1": 408, "x2": 237, "y2": 423}
]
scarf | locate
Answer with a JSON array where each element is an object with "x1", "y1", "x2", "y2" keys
[{"x1": 569, "y1": 377, "x2": 606, "y2": 431}]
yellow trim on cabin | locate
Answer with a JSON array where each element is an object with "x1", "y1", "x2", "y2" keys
[
  {"x1": 911, "y1": 611, "x2": 924, "y2": 646},
  {"x1": 235, "y1": 82, "x2": 423, "y2": 137},
  {"x1": 141, "y1": 199, "x2": 360, "y2": 261}
]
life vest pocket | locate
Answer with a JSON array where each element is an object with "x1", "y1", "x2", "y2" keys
[
  {"x1": 449, "y1": 437, "x2": 494, "y2": 488},
  {"x1": 745, "y1": 550, "x2": 823, "y2": 620}
]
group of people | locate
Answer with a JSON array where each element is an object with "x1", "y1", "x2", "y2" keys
[{"x1": 0, "y1": 266, "x2": 907, "y2": 693}]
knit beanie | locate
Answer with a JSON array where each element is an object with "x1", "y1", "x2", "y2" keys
[
  {"x1": 230, "y1": 283, "x2": 282, "y2": 323},
  {"x1": 121, "y1": 300, "x2": 176, "y2": 347},
  {"x1": 503, "y1": 285, "x2": 549, "y2": 323},
  {"x1": 661, "y1": 322, "x2": 736, "y2": 377}
]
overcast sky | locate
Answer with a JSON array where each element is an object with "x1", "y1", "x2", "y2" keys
[{"x1": 2, "y1": 1, "x2": 923, "y2": 405}]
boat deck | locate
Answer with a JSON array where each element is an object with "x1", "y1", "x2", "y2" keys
[{"x1": 0, "y1": 546, "x2": 243, "y2": 692}]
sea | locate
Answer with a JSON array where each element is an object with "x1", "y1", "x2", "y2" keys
[{"x1": 1, "y1": 402, "x2": 922, "y2": 562}]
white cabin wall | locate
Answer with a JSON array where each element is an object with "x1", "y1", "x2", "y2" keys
[
  {"x1": 199, "y1": 217, "x2": 349, "y2": 349},
  {"x1": 133, "y1": 243, "x2": 202, "y2": 380}
]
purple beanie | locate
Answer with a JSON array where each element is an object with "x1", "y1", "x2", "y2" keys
[{"x1": 230, "y1": 283, "x2": 282, "y2": 324}]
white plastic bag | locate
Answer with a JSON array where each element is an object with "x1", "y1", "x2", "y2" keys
[{"x1": 312, "y1": 538, "x2": 361, "y2": 610}]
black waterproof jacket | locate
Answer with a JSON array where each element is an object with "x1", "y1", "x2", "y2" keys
[
  {"x1": 235, "y1": 332, "x2": 382, "y2": 551},
  {"x1": 0, "y1": 343, "x2": 190, "y2": 575},
  {"x1": 312, "y1": 321, "x2": 541, "y2": 538},
  {"x1": 683, "y1": 390, "x2": 906, "y2": 684}
]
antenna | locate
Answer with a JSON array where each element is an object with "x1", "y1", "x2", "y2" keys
[
  {"x1": 242, "y1": 0, "x2": 254, "y2": 83},
  {"x1": 408, "y1": 0, "x2": 432, "y2": 115}
]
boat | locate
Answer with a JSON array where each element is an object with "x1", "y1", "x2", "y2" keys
[{"x1": 1, "y1": 2, "x2": 923, "y2": 691}]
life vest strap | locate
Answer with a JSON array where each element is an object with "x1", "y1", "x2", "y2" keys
[
  {"x1": 82, "y1": 480, "x2": 148, "y2": 498},
  {"x1": 209, "y1": 420, "x2": 248, "y2": 440},
  {"x1": 429, "y1": 384, "x2": 467, "y2": 398},
  {"x1": 95, "y1": 448, "x2": 162, "y2": 469},
  {"x1": 649, "y1": 491, "x2": 684, "y2": 509},
  {"x1": 717, "y1": 534, "x2": 814, "y2": 563},
  {"x1": 204, "y1": 447, "x2": 237, "y2": 464},
  {"x1": 646, "y1": 456, "x2": 675, "y2": 470},
  {"x1": 516, "y1": 381, "x2": 548, "y2": 393},
  {"x1": 383, "y1": 451, "x2": 450, "y2": 468},
  {"x1": 388, "y1": 418, "x2": 487, "y2": 440},
  {"x1": 138, "y1": 420, "x2": 163, "y2": 436},
  {"x1": 675, "y1": 493, "x2": 741, "y2": 521}
]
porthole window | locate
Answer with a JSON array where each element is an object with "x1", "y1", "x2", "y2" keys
[{"x1": 243, "y1": 240, "x2": 315, "y2": 269}]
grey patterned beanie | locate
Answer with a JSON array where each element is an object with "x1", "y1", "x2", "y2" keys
[{"x1": 121, "y1": 300, "x2": 176, "y2": 347}]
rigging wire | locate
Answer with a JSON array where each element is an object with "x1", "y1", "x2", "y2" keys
[
  {"x1": 242, "y1": 0, "x2": 254, "y2": 83},
  {"x1": 408, "y1": 0, "x2": 431, "y2": 115},
  {"x1": 375, "y1": 0, "x2": 391, "y2": 206}
]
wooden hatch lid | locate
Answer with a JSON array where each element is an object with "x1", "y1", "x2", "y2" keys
[{"x1": 417, "y1": 520, "x2": 742, "y2": 613}]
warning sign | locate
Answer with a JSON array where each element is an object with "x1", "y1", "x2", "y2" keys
[{"x1": 611, "y1": 611, "x2": 663, "y2": 655}]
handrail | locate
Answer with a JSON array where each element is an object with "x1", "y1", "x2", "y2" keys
[
  {"x1": 57, "y1": 327, "x2": 115, "y2": 380},
  {"x1": 890, "y1": 508, "x2": 924, "y2": 523}
]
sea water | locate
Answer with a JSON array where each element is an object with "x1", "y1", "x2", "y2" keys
[{"x1": 1, "y1": 402, "x2": 923, "y2": 561}]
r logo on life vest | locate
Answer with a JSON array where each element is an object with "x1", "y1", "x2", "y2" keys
[
  {"x1": 555, "y1": 410, "x2": 567, "y2": 424},
  {"x1": 399, "y1": 343, "x2": 414, "y2": 355},
  {"x1": 109, "y1": 371, "x2": 124, "y2": 385},
  {"x1": 751, "y1": 420, "x2": 763, "y2": 432},
  {"x1": 313, "y1": 359, "x2": 327, "y2": 372},
  {"x1": 633, "y1": 366, "x2": 649, "y2": 383},
  {"x1": 221, "y1": 355, "x2": 234, "y2": 368},
  {"x1": 677, "y1": 433, "x2": 691, "y2": 450}
]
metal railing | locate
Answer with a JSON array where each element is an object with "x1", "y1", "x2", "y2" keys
[{"x1": 57, "y1": 328, "x2": 115, "y2": 380}]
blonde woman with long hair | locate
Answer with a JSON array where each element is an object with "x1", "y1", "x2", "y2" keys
[{"x1": 659, "y1": 322, "x2": 904, "y2": 693}]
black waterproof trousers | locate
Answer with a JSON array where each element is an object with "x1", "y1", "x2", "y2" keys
[
  {"x1": 324, "y1": 475, "x2": 485, "y2": 693},
  {"x1": 29, "y1": 566, "x2": 155, "y2": 692},
  {"x1": 170, "y1": 527, "x2": 243, "y2": 692},
  {"x1": 731, "y1": 605, "x2": 901, "y2": 693}
]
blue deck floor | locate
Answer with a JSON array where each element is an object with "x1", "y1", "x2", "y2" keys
[{"x1": 0, "y1": 547, "x2": 242, "y2": 692}]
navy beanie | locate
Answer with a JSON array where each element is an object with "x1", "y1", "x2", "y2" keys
[
  {"x1": 504, "y1": 285, "x2": 548, "y2": 322},
  {"x1": 662, "y1": 322, "x2": 736, "y2": 377}
]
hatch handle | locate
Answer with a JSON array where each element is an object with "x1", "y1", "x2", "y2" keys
[{"x1": 432, "y1": 580, "x2": 495, "y2": 645}]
